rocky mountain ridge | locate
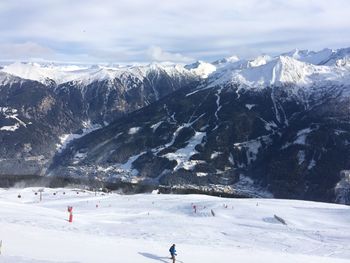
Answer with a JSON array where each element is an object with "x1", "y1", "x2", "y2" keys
[
  {"x1": 0, "y1": 63, "x2": 203, "y2": 178},
  {"x1": 1, "y1": 47, "x2": 350, "y2": 203}
]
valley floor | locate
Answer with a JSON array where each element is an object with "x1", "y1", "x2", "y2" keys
[{"x1": 0, "y1": 188, "x2": 349, "y2": 263}]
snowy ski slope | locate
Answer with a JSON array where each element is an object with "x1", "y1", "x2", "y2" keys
[{"x1": 0, "y1": 188, "x2": 349, "y2": 263}]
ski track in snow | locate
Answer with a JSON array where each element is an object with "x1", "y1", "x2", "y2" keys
[
  {"x1": 214, "y1": 87, "x2": 223, "y2": 122},
  {"x1": 212, "y1": 87, "x2": 223, "y2": 131},
  {"x1": 0, "y1": 188, "x2": 350, "y2": 263}
]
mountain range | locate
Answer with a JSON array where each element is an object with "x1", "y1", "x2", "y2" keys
[{"x1": 0, "y1": 47, "x2": 349, "y2": 204}]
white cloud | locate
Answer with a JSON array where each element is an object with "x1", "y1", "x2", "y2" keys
[
  {"x1": 0, "y1": 42, "x2": 54, "y2": 60},
  {"x1": 147, "y1": 46, "x2": 193, "y2": 63},
  {"x1": 0, "y1": 0, "x2": 349, "y2": 62}
]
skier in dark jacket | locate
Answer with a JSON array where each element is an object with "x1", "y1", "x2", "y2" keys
[{"x1": 169, "y1": 244, "x2": 177, "y2": 263}]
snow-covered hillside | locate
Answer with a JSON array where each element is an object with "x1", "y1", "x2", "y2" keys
[{"x1": 0, "y1": 188, "x2": 349, "y2": 263}]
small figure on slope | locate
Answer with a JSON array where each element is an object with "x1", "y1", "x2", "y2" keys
[
  {"x1": 169, "y1": 244, "x2": 177, "y2": 263},
  {"x1": 192, "y1": 204, "x2": 197, "y2": 213}
]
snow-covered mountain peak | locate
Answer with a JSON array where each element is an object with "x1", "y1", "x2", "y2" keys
[
  {"x1": 1, "y1": 47, "x2": 350, "y2": 87},
  {"x1": 207, "y1": 54, "x2": 350, "y2": 89},
  {"x1": 212, "y1": 55, "x2": 240, "y2": 69},
  {"x1": 1, "y1": 62, "x2": 90, "y2": 85},
  {"x1": 283, "y1": 48, "x2": 314, "y2": 59},
  {"x1": 0, "y1": 71, "x2": 22, "y2": 86},
  {"x1": 185, "y1": 60, "x2": 216, "y2": 78},
  {"x1": 72, "y1": 67, "x2": 118, "y2": 85},
  {"x1": 272, "y1": 56, "x2": 310, "y2": 82},
  {"x1": 234, "y1": 56, "x2": 313, "y2": 86},
  {"x1": 247, "y1": 54, "x2": 272, "y2": 68},
  {"x1": 0, "y1": 61, "x2": 212, "y2": 86},
  {"x1": 300, "y1": 48, "x2": 334, "y2": 65},
  {"x1": 2, "y1": 62, "x2": 51, "y2": 83},
  {"x1": 250, "y1": 55, "x2": 350, "y2": 86},
  {"x1": 282, "y1": 47, "x2": 350, "y2": 66},
  {"x1": 226, "y1": 55, "x2": 240, "y2": 63}
]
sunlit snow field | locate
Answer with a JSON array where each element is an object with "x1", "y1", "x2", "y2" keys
[{"x1": 0, "y1": 188, "x2": 349, "y2": 262}]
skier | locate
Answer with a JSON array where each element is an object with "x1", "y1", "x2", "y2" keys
[{"x1": 169, "y1": 244, "x2": 177, "y2": 263}]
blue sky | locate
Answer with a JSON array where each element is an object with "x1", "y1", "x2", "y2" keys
[{"x1": 1, "y1": 0, "x2": 350, "y2": 63}]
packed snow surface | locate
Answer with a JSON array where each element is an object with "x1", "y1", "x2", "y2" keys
[{"x1": 0, "y1": 188, "x2": 349, "y2": 263}]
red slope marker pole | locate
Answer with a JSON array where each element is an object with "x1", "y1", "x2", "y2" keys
[{"x1": 67, "y1": 206, "x2": 73, "y2": 223}]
